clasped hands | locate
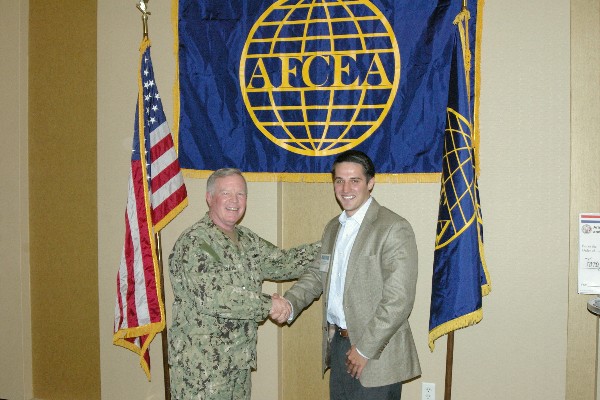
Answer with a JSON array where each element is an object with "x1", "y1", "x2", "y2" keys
[
  {"x1": 268, "y1": 295, "x2": 367, "y2": 378},
  {"x1": 269, "y1": 293, "x2": 291, "y2": 324}
]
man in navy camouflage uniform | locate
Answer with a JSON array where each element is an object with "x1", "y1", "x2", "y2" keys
[{"x1": 168, "y1": 168, "x2": 319, "y2": 399}]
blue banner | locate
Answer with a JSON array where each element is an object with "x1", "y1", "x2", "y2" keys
[
  {"x1": 175, "y1": 0, "x2": 482, "y2": 181},
  {"x1": 428, "y1": 9, "x2": 490, "y2": 351}
]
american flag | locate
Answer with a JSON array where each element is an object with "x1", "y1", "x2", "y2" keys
[{"x1": 113, "y1": 38, "x2": 188, "y2": 379}]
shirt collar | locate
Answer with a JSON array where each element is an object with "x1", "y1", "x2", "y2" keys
[{"x1": 338, "y1": 196, "x2": 373, "y2": 226}]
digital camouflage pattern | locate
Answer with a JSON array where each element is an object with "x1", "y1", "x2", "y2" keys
[{"x1": 168, "y1": 213, "x2": 319, "y2": 399}]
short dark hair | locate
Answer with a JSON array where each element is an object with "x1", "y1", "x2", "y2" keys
[{"x1": 331, "y1": 150, "x2": 375, "y2": 181}]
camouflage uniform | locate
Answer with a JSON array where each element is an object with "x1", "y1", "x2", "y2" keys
[{"x1": 168, "y1": 213, "x2": 319, "y2": 399}]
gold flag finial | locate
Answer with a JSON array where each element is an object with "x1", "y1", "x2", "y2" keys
[{"x1": 136, "y1": 0, "x2": 151, "y2": 39}]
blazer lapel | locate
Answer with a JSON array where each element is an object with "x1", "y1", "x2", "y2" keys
[
  {"x1": 343, "y1": 199, "x2": 379, "y2": 293},
  {"x1": 324, "y1": 221, "x2": 341, "y2": 300}
]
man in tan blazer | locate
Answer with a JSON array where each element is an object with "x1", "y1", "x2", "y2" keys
[{"x1": 281, "y1": 150, "x2": 421, "y2": 399}]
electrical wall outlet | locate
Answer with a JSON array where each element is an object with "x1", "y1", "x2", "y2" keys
[{"x1": 422, "y1": 382, "x2": 435, "y2": 400}]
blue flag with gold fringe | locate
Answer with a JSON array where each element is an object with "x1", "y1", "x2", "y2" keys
[
  {"x1": 175, "y1": 0, "x2": 482, "y2": 181},
  {"x1": 428, "y1": 8, "x2": 490, "y2": 351}
]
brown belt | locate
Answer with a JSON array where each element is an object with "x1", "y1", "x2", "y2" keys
[{"x1": 331, "y1": 324, "x2": 349, "y2": 338}]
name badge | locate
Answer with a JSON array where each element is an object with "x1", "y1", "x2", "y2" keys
[{"x1": 319, "y1": 254, "x2": 331, "y2": 272}]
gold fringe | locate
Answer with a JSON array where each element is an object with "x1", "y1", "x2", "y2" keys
[
  {"x1": 453, "y1": 0, "x2": 485, "y2": 178},
  {"x1": 475, "y1": 4, "x2": 491, "y2": 292},
  {"x1": 473, "y1": 0, "x2": 485, "y2": 177},
  {"x1": 182, "y1": 169, "x2": 440, "y2": 183},
  {"x1": 428, "y1": 308, "x2": 482, "y2": 351},
  {"x1": 171, "y1": 0, "x2": 182, "y2": 156},
  {"x1": 454, "y1": 8, "x2": 472, "y2": 133},
  {"x1": 478, "y1": 214, "x2": 492, "y2": 296},
  {"x1": 475, "y1": 0, "x2": 490, "y2": 295},
  {"x1": 113, "y1": 320, "x2": 165, "y2": 380},
  {"x1": 154, "y1": 197, "x2": 189, "y2": 232},
  {"x1": 139, "y1": 36, "x2": 150, "y2": 54}
]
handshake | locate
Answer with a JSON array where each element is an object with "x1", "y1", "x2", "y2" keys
[{"x1": 269, "y1": 293, "x2": 292, "y2": 324}]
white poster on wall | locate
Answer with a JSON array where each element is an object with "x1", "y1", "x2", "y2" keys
[{"x1": 578, "y1": 213, "x2": 600, "y2": 294}]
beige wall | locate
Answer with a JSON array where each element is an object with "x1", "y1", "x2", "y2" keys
[
  {"x1": 0, "y1": 0, "x2": 32, "y2": 399},
  {"x1": 570, "y1": 0, "x2": 600, "y2": 398},
  {"x1": 98, "y1": 0, "x2": 574, "y2": 399},
  {"x1": 3, "y1": 0, "x2": 599, "y2": 399},
  {"x1": 95, "y1": 0, "x2": 578, "y2": 398}
]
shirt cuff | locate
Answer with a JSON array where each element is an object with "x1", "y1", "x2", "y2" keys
[
  {"x1": 285, "y1": 298, "x2": 294, "y2": 322},
  {"x1": 356, "y1": 347, "x2": 369, "y2": 359}
]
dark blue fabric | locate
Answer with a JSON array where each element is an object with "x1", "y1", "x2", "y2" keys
[
  {"x1": 177, "y1": 0, "x2": 480, "y2": 174},
  {"x1": 428, "y1": 12, "x2": 488, "y2": 342}
]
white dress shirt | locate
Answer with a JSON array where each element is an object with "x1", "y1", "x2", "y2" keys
[{"x1": 326, "y1": 197, "x2": 372, "y2": 329}]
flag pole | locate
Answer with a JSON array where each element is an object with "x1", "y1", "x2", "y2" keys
[
  {"x1": 444, "y1": 3, "x2": 466, "y2": 398},
  {"x1": 155, "y1": 232, "x2": 171, "y2": 400},
  {"x1": 136, "y1": 2, "x2": 171, "y2": 399},
  {"x1": 444, "y1": 331, "x2": 454, "y2": 400}
]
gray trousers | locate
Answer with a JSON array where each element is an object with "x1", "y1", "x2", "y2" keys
[{"x1": 329, "y1": 333, "x2": 402, "y2": 400}]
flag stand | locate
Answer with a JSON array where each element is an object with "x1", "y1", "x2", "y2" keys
[{"x1": 444, "y1": 332, "x2": 454, "y2": 400}]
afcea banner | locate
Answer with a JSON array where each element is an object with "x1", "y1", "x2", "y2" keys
[{"x1": 174, "y1": 0, "x2": 482, "y2": 181}]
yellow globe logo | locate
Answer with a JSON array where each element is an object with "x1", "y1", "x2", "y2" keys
[{"x1": 239, "y1": 0, "x2": 400, "y2": 156}]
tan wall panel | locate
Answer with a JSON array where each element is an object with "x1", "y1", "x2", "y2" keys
[
  {"x1": 567, "y1": 0, "x2": 600, "y2": 398},
  {"x1": 29, "y1": 0, "x2": 100, "y2": 398},
  {"x1": 280, "y1": 182, "x2": 339, "y2": 400}
]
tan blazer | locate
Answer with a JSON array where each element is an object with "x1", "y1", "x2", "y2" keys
[{"x1": 285, "y1": 199, "x2": 421, "y2": 387}]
